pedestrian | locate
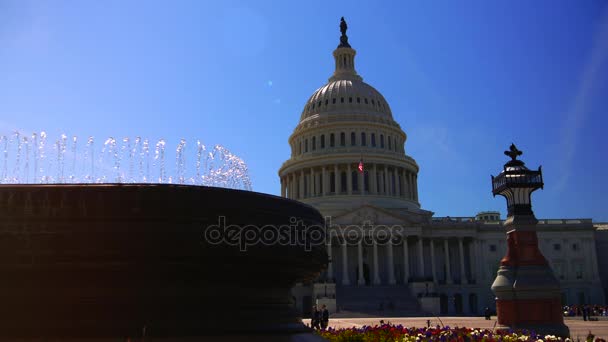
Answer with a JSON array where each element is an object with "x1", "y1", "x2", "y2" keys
[
  {"x1": 583, "y1": 305, "x2": 588, "y2": 321},
  {"x1": 484, "y1": 307, "x2": 491, "y2": 320},
  {"x1": 321, "y1": 304, "x2": 329, "y2": 330},
  {"x1": 312, "y1": 306, "x2": 321, "y2": 330}
]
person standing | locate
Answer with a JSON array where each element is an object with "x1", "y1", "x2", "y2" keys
[
  {"x1": 321, "y1": 304, "x2": 329, "y2": 330},
  {"x1": 311, "y1": 306, "x2": 321, "y2": 330}
]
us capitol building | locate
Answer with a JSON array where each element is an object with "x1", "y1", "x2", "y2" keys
[{"x1": 278, "y1": 19, "x2": 607, "y2": 316}]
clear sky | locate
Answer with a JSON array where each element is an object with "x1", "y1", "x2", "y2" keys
[{"x1": 1, "y1": 0, "x2": 607, "y2": 221}]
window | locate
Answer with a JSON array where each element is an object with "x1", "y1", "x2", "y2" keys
[
  {"x1": 388, "y1": 136, "x2": 392, "y2": 150},
  {"x1": 341, "y1": 97, "x2": 344, "y2": 103},
  {"x1": 572, "y1": 243, "x2": 579, "y2": 251},
  {"x1": 312, "y1": 137, "x2": 316, "y2": 150},
  {"x1": 330, "y1": 133, "x2": 335, "y2": 147},
  {"x1": 361, "y1": 132, "x2": 366, "y2": 146},
  {"x1": 489, "y1": 245, "x2": 497, "y2": 252},
  {"x1": 371, "y1": 133, "x2": 376, "y2": 147},
  {"x1": 364, "y1": 98, "x2": 368, "y2": 104},
  {"x1": 332, "y1": 98, "x2": 336, "y2": 104},
  {"x1": 371, "y1": 99, "x2": 375, "y2": 105},
  {"x1": 340, "y1": 132, "x2": 346, "y2": 146},
  {"x1": 553, "y1": 244, "x2": 561, "y2": 251},
  {"x1": 325, "y1": 99, "x2": 328, "y2": 106},
  {"x1": 364, "y1": 171, "x2": 369, "y2": 191},
  {"x1": 357, "y1": 97, "x2": 360, "y2": 103},
  {"x1": 394, "y1": 137, "x2": 398, "y2": 151},
  {"x1": 330, "y1": 172, "x2": 336, "y2": 193},
  {"x1": 380, "y1": 134, "x2": 385, "y2": 148},
  {"x1": 349, "y1": 97, "x2": 353, "y2": 103},
  {"x1": 298, "y1": 142, "x2": 302, "y2": 155},
  {"x1": 320, "y1": 135, "x2": 325, "y2": 148},
  {"x1": 305, "y1": 139, "x2": 308, "y2": 153},
  {"x1": 318, "y1": 101, "x2": 321, "y2": 107},
  {"x1": 350, "y1": 132, "x2": 356, "y2": 146}
]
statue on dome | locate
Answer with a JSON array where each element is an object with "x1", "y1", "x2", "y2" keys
[
  {"x1": 338, "y1": 17, "x2": 351, "y2": 48},
  {"x1": 340, "y1": 17, "x2": 348, "y2": 36}
]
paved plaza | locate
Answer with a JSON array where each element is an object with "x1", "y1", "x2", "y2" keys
[{"x1": 305, "y1": 316, "x2": 608, "y2": 339}]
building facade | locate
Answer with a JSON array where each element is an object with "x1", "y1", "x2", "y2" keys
[{"x1": 278, "y1": 21, "x2": 606, "y2": 316}]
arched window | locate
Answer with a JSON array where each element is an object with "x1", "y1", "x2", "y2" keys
[
  {"x1": 320, "y1": 135, "x2": 325, "y2": 148},
  {"x1": 340, "y1": 132, "x2": 346, "y2": 146},
  {"x1": 371, "y1": 133, "x2": 376, "y2": 147},
  {"x1": 305, "y1": 139, "x2": 308, "y2": 153},
  {"x1": 380, "y1": 134, "x2": 385, "y2": 148},
  {"x1": 312, "y1": 137, "x2": 316, "y2": 151},
  {"x1": 361, "y1": 132, "x2": 366, "y2": 146},
  {"x1": 388, "y1": 136, "x2": 392, "y2": 150},
  {"x1": 352, "y1": 171, "x2": 359, "y2": 191},
  {"x1": 330, "y1": 133, "x2": 335, "y2": 147},
  {"x1": 340, "y1": 172, "x2": 347, "y2": 193},
  {"x1": 350, "y1": 132, "x2": 356, "y2": 146}
]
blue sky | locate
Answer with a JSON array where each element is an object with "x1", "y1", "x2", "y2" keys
[{"x1": 1, "y1": 0, "x2": 607, "y2": 221}]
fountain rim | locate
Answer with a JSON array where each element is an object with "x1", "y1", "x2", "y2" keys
[{"x1": 0, "y1": 183, "x2": 321, "y2": 211}]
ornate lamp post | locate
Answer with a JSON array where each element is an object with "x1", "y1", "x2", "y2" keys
[{"x1": 490, "y1": 144, "x2": 569, "y2": 337}]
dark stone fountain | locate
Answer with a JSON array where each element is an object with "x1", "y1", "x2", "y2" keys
[{"x1": 0, "y1": 184, "x2": 327, "y2": 341}]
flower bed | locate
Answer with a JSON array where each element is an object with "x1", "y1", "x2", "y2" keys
[{"x1": 318, "y1": 324, "x2": 606, "y2": 342}]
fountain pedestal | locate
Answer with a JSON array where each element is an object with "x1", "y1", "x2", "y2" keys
[{"x1": 0, "y1": 184, "x2": 327, "y2": 341}]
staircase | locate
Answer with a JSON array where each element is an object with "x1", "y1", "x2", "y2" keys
[{"x1": 334, "y1": 285, "x2": 428, "y2": 317}]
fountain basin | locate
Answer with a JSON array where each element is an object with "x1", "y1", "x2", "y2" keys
[{"x1": 0, "y1": 184, "x2": 327, "y2": 340}]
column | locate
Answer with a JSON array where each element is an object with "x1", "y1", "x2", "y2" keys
[
  {"x1": 290, "y1": 174, "x2": 295, "y2": 199},
  {"x1": 459, "y1": 238, "x2": 468, "y2": 284},
  {"x1": 322, "y1": 166, "x2": 328, "y2": 196},
  {"x1": 327, "y1": 238, "x2": 334, "y2": 281},
  {"x1": 477, "y1": 240, "x2": 486, "y2": 281},
  {"x1": 372, "y1": 163, "x2": 377, "y2": 195},
  {"x1": 310, "y1": 168, "x2": 315, "y2": 197},
  {"x1": 372, "y1": 239, "x2": 381, "y2": 285},
  {"x1": 403, "y1": 237, "x2": 410, "y2": 284},
  {"x1": 395, "y1": 168, "x2": 401, "y2": 197},
  {"x1": 384, "y1": 167, "x2": 389, "y2": 195},
  {"x1": 334, "y1": 164, "x2": 339, "y2": 194},
  {"x1": 341, "y1": 240, "x2": 350, "y2": 285},
  {"x1": 408, "y1": 172, "x2": 413, "y2": 199},
  {"x1": 589, "y1": 239, "x2": 600, "y2": 279},
  {"x1": 444, "y1": 239, "x2": 453, "y2": 284},
  {"x1": 357, "y1": 238, "x2": 365, "y2": 285},
  {"x1": 401, "y1": 169, "x2": 407, "y2": 199},
  {"x1": 387, "y1": 240, "x2": 396, "y2": 285},
  {"x1": 379, "y1": 166, "x2": 385, "y2": 195},
  {"x1": 410, "y1": 173, "x2": 415, "y2": 199},
  {"x1": 359, "y1": 167, "x2": 364, "y2": 195},
  {"x1": 418, "y1": 237, "x2": 424, "y2": 278},
  {"x1": 347, "y1": 164, "x2": 352, "y2": 195},
  {"x1": 299, "y1": 170, "x2": 304, "y2": 199},
  {"x1": 414, "y1": 174, "x2": 418, "y2": 201},
  {"x1": 471, "y1": 239, "x2": 479, "y2": 283},
  {"x1": 281, "y1": 177, "x2": 286, "y2": 197},
  {"x1": 430, "y1": 239, "x2": 437, "y2": 283}
]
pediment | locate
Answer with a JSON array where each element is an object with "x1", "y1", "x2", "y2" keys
[{"x1": 330, "y1": 204, "x2": 431, "y2": 227}]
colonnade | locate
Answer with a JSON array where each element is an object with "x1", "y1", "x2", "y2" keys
[
  {"x1": 280, "y1": 163, "x2": 418, "y2": 201},
  {"x1": 325, "y1": 235, "x2": 476, "y2": 286}
]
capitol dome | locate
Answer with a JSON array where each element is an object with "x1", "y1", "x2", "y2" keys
[
  {"x1": 279, "y1": 18, "x2": 420, "y2": 214},
  {"x1": 300, "y1": 79, "x2": 393, "y2": 123}
]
